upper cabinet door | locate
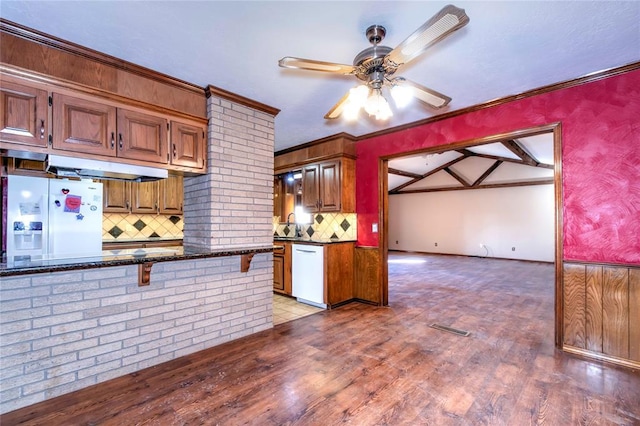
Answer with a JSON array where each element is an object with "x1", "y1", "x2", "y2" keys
[
  {"x1": 301, "y1": 165, "x2": 320, "y2": 212},
  {"x1": 131, "y1": 180, "x2": 159, "y2": 214},
  {"x1": 0, "y1": 80, "x2": 49, "y2": 148},
  {"x1": 159, "y1": 174, "x2": 183, "y2": 214},
  {"x1": 52, "y1": 92, "x2": 116, "y2": 156},
  {"x1": 102, "y1": 180, "x2": 131, "y2": 213},
  {"x1": 117, "y1": 108, "x2": 167, "y2": 163},
  {"x1": 318, "y1": 160, "x2": 341, "y2": 212},
  {"x1": 170, "y1": 120, "x2": 206, "y2": 169}
]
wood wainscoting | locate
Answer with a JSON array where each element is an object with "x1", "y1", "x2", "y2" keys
[
  {"x1": 354, "y1": 247, "x2": 382, "y2": 305},
  {"x1": 563, "y1": 261, "x2": 640, "y2": 368}
]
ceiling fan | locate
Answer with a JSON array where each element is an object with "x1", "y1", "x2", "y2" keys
[{"x1": 278, "y1": 4, "x2": 469, "y2": 121}]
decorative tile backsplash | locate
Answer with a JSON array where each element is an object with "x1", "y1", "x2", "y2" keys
[
  {"x1": 273, "y1": 213, "x2": 357, "y2": 241},
  {"x1": 103, "y1": 213, "x2": 183, "y2": 241}
]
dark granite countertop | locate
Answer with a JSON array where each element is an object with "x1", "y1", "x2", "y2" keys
[
  {"x1": 0, "y1": 245, "x2": 275, "y2": 277},
  {"x1": 273, "y1": 237, "x2": 357, "y2": 245}
]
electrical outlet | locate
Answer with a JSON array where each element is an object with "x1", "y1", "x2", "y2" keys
[
  {"x1": 395, "y1": 240, "x2": 399, "y2": 244},
  {"x1": 512, "y1": 247, "x2": 516, "y2": 251},
  {"x1": 372, "y1": 223, "x2": 378, "y2": 233},
  {"x1": 435, "y1": 242, "x2": 438, "y2": 247}
]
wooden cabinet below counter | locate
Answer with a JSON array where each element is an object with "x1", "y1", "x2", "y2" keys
[
  {"x1": 278, "y1": 241, "x2": 355, "y2": 308},
  {"x1": 273, "y1": 242, "x2": 292, "y2": 295}
]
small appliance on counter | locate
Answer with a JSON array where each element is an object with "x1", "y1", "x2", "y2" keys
[{"x1": 6, "y1": 175, "x2": 103, "y2": 265}]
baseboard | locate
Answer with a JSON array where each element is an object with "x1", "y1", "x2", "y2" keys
[
  {"x1": 389, "y1": 249, "x2": 554, "y2": 264},
  {"x1": 563, "y1": 345, "x2": 640, "y2": 371}
]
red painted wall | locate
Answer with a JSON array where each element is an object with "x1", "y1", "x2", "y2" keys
[{"x1": 356, "y1": 69, "x2": 640, "y2": 265}]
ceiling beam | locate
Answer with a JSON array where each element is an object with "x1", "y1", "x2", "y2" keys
[
  {"x1": 502, "y1": 139, "x2": 540, "y2": 167},
  {"x1": 472, "y1": 160, "x2": 502, "y2": 187},
  {"x1": 467, "y1": 151, "x2": 553, "y2": 169},
  {"x1": 443, "y1": 167, "x2": 470, "y2": 187},
  {"x1": 388, "y1": 168, "x2": 422, "y2": 179},
  {"x1": 390, "y1": 178, "x2": 555, "y2": 194},
  {"x1": 389, "y1": 156, "x2": 467, "y2": 193}
]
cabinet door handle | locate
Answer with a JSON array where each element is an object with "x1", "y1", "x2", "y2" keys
[
  {"x1": 40, "y1": 120, "x2": 45, "y2": 139},
  {"x1": 155, "y1": 202, "x2": 159, "y2": 214},
  {"x1": 118, "y1": 133, "x2": 123, "y2": 149},
  {"x1": 173, "y1": 143, "x2": 176, "y2": 158},
  {"x1": 110, "y1": 132, "x2": 115, "y2": 149},
  {"x1": 126, "y1": 200, "x2": 130, "y2": 210}
]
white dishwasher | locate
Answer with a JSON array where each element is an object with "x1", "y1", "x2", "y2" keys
[{"x1": 291, "y1": 244, "x2": 326, "y2": 309}]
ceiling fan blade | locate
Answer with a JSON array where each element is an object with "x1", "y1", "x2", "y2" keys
[
  {"x1": 386, "y1": 5, "x2": 469, "y2": 67},
  {"x1": 401, "y1": 78, "x2": 452, "y2": 109},
  {"x1": 279, "y1": 57, "x2": 356, "y2": 75},
  {"x1": 324, "y1": 91, "x2": 352, "y2": 119}
]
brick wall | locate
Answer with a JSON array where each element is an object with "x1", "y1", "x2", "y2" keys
[
  {"x1": 0, "y1": 255, "x2": 273, "y2": 413},
  {"x1": 184, "y1": 95, "x2": 275, "y2": 250}
]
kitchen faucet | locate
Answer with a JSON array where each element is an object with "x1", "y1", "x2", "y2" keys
[{"x1": 286, "y1": 212, "x2": 301, "y2": 237}]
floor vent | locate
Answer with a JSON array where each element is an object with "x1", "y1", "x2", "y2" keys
[{"x1": 429, "y1": 323, "x2": 471, "y2": 337}]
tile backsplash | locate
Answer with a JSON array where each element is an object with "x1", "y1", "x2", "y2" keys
[
  {"x1": 103, "y1": 213, "x2": 183, "y2": 241},
  {"x1": 273, "y1": 213, "x2": 357, "y2": 241}
]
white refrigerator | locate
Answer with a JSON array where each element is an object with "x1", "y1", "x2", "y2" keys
[{"x1": 6, "y1": 175, "x2": 103, "y2": 264}]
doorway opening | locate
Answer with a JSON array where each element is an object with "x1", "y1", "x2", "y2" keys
[{"x1": 379, "y1": 123, "x2": 563, "y2": 346}]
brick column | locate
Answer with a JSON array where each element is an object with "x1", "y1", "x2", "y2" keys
[{"x1": 183, "y1": 86, "x2": 280, "y2": 250}]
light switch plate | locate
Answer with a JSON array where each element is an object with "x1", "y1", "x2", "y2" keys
[{"x1": 372, "y1": 223, "x2": 378, "y2": 233}]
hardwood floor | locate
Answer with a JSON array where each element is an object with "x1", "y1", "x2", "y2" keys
[{"x1": 3, "y1": 253, "x2": 639, "y2": 425}]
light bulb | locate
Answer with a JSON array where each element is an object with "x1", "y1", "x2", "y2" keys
[
  {"x1": 390, "y1": 84, "x2": 413, "y2": 108},
  {"x1": 343, "y1": 101, "x2": 360, "y2": 121},
  {"x1": 364, "y1": 89, "x2": 393, "y2": 120},
  {"x1": 364, "y1": 89, "x2": 382, "y2": 116},
  {"x1": 348, "y1": 85, "x2": 369, "y2": 108}
]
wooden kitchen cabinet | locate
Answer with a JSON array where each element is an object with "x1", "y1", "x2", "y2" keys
[
  {"x1": 52, "y1": 92, "x2": 116, "y2": 156},
  {"x1": 324, "y1": 242, "x2": 355, "y2": 307},
  {"x1": 0, "y1": 79, "x2": 49, "y2": 148},
  {"x1": 273, "y1": 241, "x2": 292, "y2": 295},
  {"x1": 301, "y1": 159, "x2": 354, "y2": 213},
  {"x1": 52, "y1": 92, "x2": 168, "y2": 164},
  {"x1": 103, "y1": 180, "x2": 132, "y2": 213},
  {"x1": 117, "y1": 108, "x2": 167, "y2": 163},
  {"x1": 131, "y1": 180, "x2": 159, "y2": 214},
  {"x1": 104, "y1": 175, "x2": 183, "y2": 215},
  {"x1": 170, "y1": 120, "x2": 206, "y2": 170},
  {"x1": 282, "y1": 241, "x2": 355, "y2": 309},
  {"x1": 159, "y1": 174, "x2": 184, "y2": 214}
]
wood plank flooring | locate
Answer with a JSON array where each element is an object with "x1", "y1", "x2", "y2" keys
[{"x1": 3, "y1": 253, "x2": 639, "y2": 425}]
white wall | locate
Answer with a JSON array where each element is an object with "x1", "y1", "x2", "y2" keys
[{"x1": 388, "y1": 185, "x2": 555, "y2": 262}]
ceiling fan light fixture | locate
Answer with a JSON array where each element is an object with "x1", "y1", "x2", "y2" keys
[
  {"x1": 342, "y1": 85, "x2": 369, "y2": 121},
  {"x1": 280, "y1": 5, "x2": 469, "y2": 121},
  {"x1": 390, "y1": 81, "x2": 414, "y2": 108},
  {"x1": 364, "y1": 89, "x2": 393, "y2": 120},
  {"x1": 348, "y1": 85, "x2": 369, "y2": 106}
]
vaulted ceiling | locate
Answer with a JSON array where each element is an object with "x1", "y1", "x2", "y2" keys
[
  {"x1": 1, "y1": 2, "x2": 638, "y2": 152},
  {"x1": 388, "y1": 133, "x2": 554, "y2": 194}
]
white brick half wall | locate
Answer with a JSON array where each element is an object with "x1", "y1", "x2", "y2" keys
[{"x1": 0, "y1": 254, "x2": 273, "y2": 413}]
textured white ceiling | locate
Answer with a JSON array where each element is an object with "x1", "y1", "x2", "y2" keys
[{"x1": 2, "y1": 1, "x2": 638, "y2": 152}]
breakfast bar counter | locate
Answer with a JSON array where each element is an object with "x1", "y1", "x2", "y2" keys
[{"x1": 0, "y1": 245, "x2": 275, "y2": 277}]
